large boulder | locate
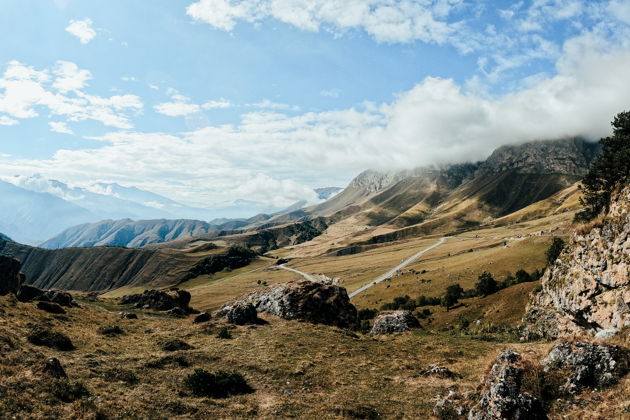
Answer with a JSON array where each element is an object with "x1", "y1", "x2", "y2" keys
[
  {"x1": 541, "y1": 341, "x2": 630, "y2": 394},
  {"x1": 17, "y1": 285, "x2": 77, "y2": 307},
  {"x1": 218, "y1": 302, "x2": 259, "y2": 325},
  {"x1": 468, "y1": 350, "x2": 546, "y2": 420},
  {"x1": 241, "y1": 281, "x2": 359, "y2": 329},
  {"x1": 121, "y1": 289, "x2": 193, "y2": 313},
  {"x1": 370, "y1": 311, "x2": 420, "y2": 334},
  {"x1": 0, "y1": 256, "x2": 22, "y2": 296}
]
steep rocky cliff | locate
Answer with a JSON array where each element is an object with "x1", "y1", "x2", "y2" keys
[{"x1": 522, "y1": 187, "x2": 630, "y2": 339}]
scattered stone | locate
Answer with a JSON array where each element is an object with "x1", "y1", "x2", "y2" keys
[
  {"x1": 468, "y1": 350, "x2": 546, "y2": 420},
  {"x1": 420, "y1": 364, "x2": 462, "y2": 379},
  {"x1": 120, "y1": 312, "x2": 138, "y2": 319},
  {"x1": 44, "y1": 290, "x2": 76, "y2": 307},
  {"x1": 43, "y1": 358, "x2": 67, "y2": 379},
  {"x1": 0, "y1": 256, "x2": 22, "y2": 296},
  {"x1": 162, "y1": 339, "x2": 192, "y2": 351},
  {"x1": 433, "y1": 390, "x2": 470, "y2": 419},
  {"x1": 224, "y1": 280, "x2": 359, "y2": 329},
  {"x1": 98, "y1": 326, "x2": 124, "y2": 336},
  {"x1": 370, "y1": 310, "x2": 420, "y2": 334},
  {"x1": 165, "y1": 307, "x2": 187, "y2": 317},
  {"x1": 27, "y1": 327, "x2": 75, "y2": 351},
  {"x1": 594, "y1": 328, "x2": 619, "y2": 339},
  {"x1": 220, "y1": 302, "x2": 259, "y2": 325},
  {"x1": 36, "y1": 301, "x2": 66, "y2": 314},
  {"x1": 193, "y1": 312, "x2": 211, "y2": 323},
  {"x1": 121, "y1": 289, "x2": 193, "y2": 312},
  {"x1": 16, "y1": 284, "x2": 45, "y2": 302},
  {"x1": 541, "y1": 341, "x2": 630, "y2": 394}
]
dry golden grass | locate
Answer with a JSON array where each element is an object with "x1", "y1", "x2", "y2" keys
[{"x1": 2, "y1": 292, "x2": 627, "y2": 419}]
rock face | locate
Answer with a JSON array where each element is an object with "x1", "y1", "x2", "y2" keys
[
  {"x1": 237, "y1": 281, "x2": 359, "y2": 329},
  {"x1": 370, "y1": 311, "x2": 420, "y2": 334},
  {"x1": 522, "y1": 187, "x2": 630, "y2": 339},
  {"x1": 468, "y1": 350, "x2": 546, "y2": 420},
  {"x1": 121, "y1": 289, "x2": 193, "y2": 313},
  {"x1": 0, "y1": 256, "x2": 22, "y2": 295},
  {"x1": 541, "y1": 341, "x2": 629, "y2": 394},
  {"x1": 220, "y1": 302, "x2": 259, "y2": 325}
]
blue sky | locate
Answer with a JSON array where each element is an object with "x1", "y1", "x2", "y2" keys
[{"x1": 0, "y1": 0, "x2": 629, "y2": 209}]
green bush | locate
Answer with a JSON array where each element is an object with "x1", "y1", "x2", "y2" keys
[
  {"x1": 475, "y1": 272, "x2": 498, "y2": 297},
  {"x1": 184, "y1": 369, "x2": 253, "y2": 398},
  {"x1": 358, "y1": 308, "x2": 378, "y2": 320},
  {"x1": 577, "y1": 111, "x2": 630, "y2": 221},
  {"x1": 546, "y1": 237, "x2": 565, "y2": 266}
]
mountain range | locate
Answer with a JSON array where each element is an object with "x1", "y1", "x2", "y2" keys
[{"x1": 0, "y1": 175, "x2": 341, "y2": 245}]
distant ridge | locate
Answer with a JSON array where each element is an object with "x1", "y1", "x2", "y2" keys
[{"x1": 39, "y1": 219, "x2": 219, "y2": 249}]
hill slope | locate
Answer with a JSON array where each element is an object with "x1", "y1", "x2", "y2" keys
[{"x1": 40, "y1": 219, "x2": 220, "y2": 249}]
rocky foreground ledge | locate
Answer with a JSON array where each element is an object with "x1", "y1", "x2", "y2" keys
[{"x1": 522, "y1": 187, "x2": 630, "y2": 339}]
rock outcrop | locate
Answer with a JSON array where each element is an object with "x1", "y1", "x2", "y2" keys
[
  {"x1": 219, "y1": 302, "x2": 259, "y2": 325},
  {"x1": 522, "y1": 187, "x2": 630, "y2": 339},
  {"x1": 0, "y1": 256, "x2": 23, "y2": 295},
  {"x1": 222, "y1": 281, "x2": 359, "y2": 329},
  {"x1": 541, "y1": 341, "x2": 629, "y2": 394},
  {"x1": 468, "y1": 350, "x2": 546, "y2": 420},
  {"x1": 370, "y1": 311, "x2": 420, "y2": 334},
  {"x1": 121, "y1": 289, "x2": 194, "y2": 313}
]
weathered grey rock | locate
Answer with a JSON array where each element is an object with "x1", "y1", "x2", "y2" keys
[
  {"x1": 43, "y1": 357, "x2": 67, "y2": 379},
  {"x1": 370, "y1": 310, "x2": 419, "y2": 334},
  {"x1": 541, "y1": 341, "x2": 630, "y2": 394},
  {"x1": 468, "y1": 350, "x2": 546, "y2": 420},
  {"x1": 594, "y1": 328, "x2": 619, "y2": 339},
  {"x1": 121, "y1": 289, "x2": 193, "y2": 313},
  {"x1": 223, "y1": 280, "x2": 359, "y2": 329},
  {"x1": 220, "y1": 302, "x2": 259, "y2": 325},
  {"x1": 0, "y1": 256, "x2": 22, "y2": 296},
  {"x1": 434, "y1": 390, "x2": 470, "y2": 419},
  {"x1": 17, "y1": 285, "x2": 77, "y2": 307},
  {"x1": 522, "y1": 187, "x2": 630, "y2": 339},
  {"x1": 421, "y1": 364, "x2": 461, "y2": 379},
  {"x1": 16, "y1": 284, "x2": 44, "y2": 302},
  {"x1": 120, "y1": 312, "x2": 138, "y2": 319}
]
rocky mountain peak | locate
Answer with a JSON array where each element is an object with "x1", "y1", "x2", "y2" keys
[{"x1": 480, "y1": 137, "x2": 599, "y2": 176}]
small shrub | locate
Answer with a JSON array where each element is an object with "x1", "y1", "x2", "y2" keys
[
  {"x1": 216, "y1": 327, "x2": 232, "y2": 339},
  {"x1": 545, "y1": 237, "x2": 565, "y2": 266},
  {"x1": 358, "y1": 308, "x2": 378, "y2": 320},
  {"x1": 162, "y1": 339, "x2": 192, "y2": 351},
  {"x1": 183, "y1": 369, "x2": 253, "y2": 398},
  {"x1": 27, "y1": 328, "x2": 74, "y2": 351},
  {"x1": 51, "y1": 380, "x2": 90, "y2": 402}
]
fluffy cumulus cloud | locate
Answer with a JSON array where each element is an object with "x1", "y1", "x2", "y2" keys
[
  {"x1": 2, "y1": 29, "x2": 630, "y2": 208},
  {"x1": 49, "y1": 121, "x2": 74, "y2": 135},
  {"x1": 65, "y1": 18, "x2": 97, "y2": 44},
  {"x1": 0, "y1": 60, "x2": 143, "y2": 129}
]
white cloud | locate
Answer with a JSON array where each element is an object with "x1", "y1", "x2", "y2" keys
[
  {"x1": 52, "y1": 61, "x2": 91, "y2": 93},
  {"x1": 154, "y1": 101, "x2": 201, "y2": 117},
  {"x1": 202, "y1": 99, "x2": 232, "y2": 109},
  {"x1": 320, "y1": 88, "x2": 340, "y2": 98},
  {"x1": 49, "y1": 121, "x2": 74, "y2": 135},
  {"x1": 248, "y1": 99, "x2": 300, "y2": 111},
  {"x1": 2, "y1": 31, "x2": 630, "y2": 207},
  {"x1": 65, "y1": 18, "x2": 97, "y2": 44},
  {"x1": 0, "y1": 60, "x2": 143, "y2": 129},
  {"x1": 0, "y1": 115, "x2": 18, "y2": 126},
  {"x1": 186, "y1": 0, "x2": 465, "y2": 45}
]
